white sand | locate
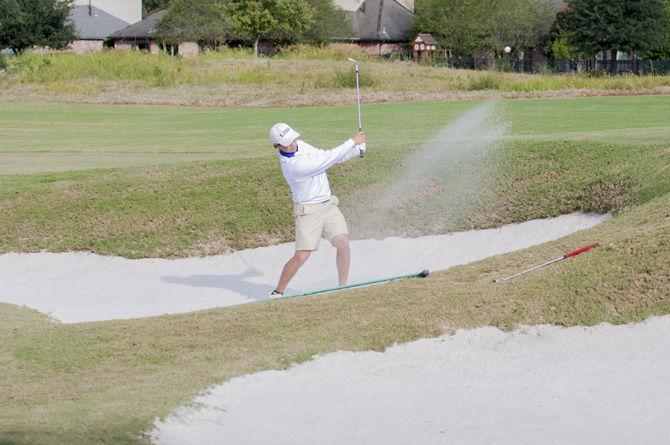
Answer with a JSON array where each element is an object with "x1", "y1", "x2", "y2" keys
[
  {"x1": 0, "y1": 212, "x2": 609, "y2": 323},
  {"x1": 150, "y1": 316, "x2": 670, "y2": 445}
]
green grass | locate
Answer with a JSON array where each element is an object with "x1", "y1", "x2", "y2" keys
[
  {"x1": 0, "y1": 100, "x2": 475, "y2": 173},
  {"x1": 0, "y1": 95, "x2": 669, "y2": 443},
  {"x1": 0, "y1": 96, "x2": 669, "y2": 256}
]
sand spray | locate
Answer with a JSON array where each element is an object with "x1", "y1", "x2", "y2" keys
[{"x1": 352, "y1": 101, "x2": 508, "y2": 239}]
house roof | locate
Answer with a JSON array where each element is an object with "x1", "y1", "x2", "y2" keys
[
  {"x1": 350, "y1": 0, "x2": 415, "y2": 42},
  {"x1": 69, "y1": 4, "x2": 129, "y2": 40},
  {"x1": 414, "y1": 33, "x2": 436, "y2": 45},
  {"x1": 109, "y1": 10, "x2": 166, "y2": 40}
]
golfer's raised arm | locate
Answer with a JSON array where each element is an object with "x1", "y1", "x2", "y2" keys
[{"x1": 291, "y1": 135, "x2": 364, "y2": 178}]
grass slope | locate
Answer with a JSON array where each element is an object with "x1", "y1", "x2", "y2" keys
[{"x1": 0, "y1": 96, "x2": 669, "y2": 256}]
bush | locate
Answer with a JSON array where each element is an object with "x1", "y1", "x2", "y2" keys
[
  {"x1": 0, "y1": 54, "x2": 7, "y2": 71},
  {"x1": 13, "y1": 51, "x2": 185, "y2": 86},
  {"x1": 332, "y1": 68, "x2": 377, "y2": 88},
  {"x1": 468, "y1": 73, "x2": 502, "y2": 90},
  {"x1": 276, "y1": 43, "x2": 372, "y2": 61}
]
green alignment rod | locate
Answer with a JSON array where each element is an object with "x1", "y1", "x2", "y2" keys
[{"x1": 277, "y1": 269, "x2": 430, "y2": 300}]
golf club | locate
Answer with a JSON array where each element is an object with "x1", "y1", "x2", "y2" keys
[
  {"x1": 493, "y1": 243, "x2": 599, "y2": 283},
  {"x1": 348, "y1": 57, "x2": 365, "y2": 158},
  {"x1": 275, "y1": 269, "x2": 430, "y2": 300}
]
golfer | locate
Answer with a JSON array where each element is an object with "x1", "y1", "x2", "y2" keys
[{"x1": 269, "y1": 123, "x2": 366, "y2": 296}]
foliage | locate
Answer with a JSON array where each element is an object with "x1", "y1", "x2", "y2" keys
[
  {"x1": 549, "y1": 37, "x2": 574, "y2": 60},
  {"x1": 226, "y1": 0, "x2": 311, "y2": 56},
  {"x1": 156, "y1": 0, "x2": 230, "y2": 47},
  {"x1": 0, "y1": 53, "x2": 7, "y2": 70},
  {"x1": 413, "y1": 0, "x2": 556, "y2": 58},
  {"x1": 0, "y1": 0, "x2": 77, "y2": 54},
  {"x1": 302, "y1": 0, "x2": 352, "y2": 45},
  {"x1": 143, "y1": 0, "x2": 171, "y2": 17},
  {"x1": 560, "y1": 0, "x2": 668, "y2": 58},
  {"x1": 643, "y1": 0, "x2": 670, "y2": 59},
  {"x1": 331, "y1": 67, "x2": 377, "y2": 88},
  {"x1": 12, "y1": 50, "x2": 185, "y2": 86},
  {"x1": 150, "y1": 0, "x2": 346, "y2": 51},
  {"x1": 486, "y1": 0, "x2": 555, "y2": 57},
  {"x1": 275, "y1": 43, "x2": 370, "y2": 60},
  {"x1": 543, "y1": 9, "x2": 576, "y2": 59},
  {"x1": 413, "y1": 0, "x2": 489, "y2": 59}
]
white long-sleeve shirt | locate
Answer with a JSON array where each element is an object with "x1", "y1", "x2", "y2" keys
[{"x1": 279, "y1": 138, "x2": 359, "y2": 204}]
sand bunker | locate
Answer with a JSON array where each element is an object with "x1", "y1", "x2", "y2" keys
[
  {"x1": 150, "y1": 315, "x2": 670, "y2": 444},
  {"x1": 0, "y1": 212, "x2": 609, "y2": 323}
]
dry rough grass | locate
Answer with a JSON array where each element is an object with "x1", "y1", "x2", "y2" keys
[
  {"x1": 2, "y1": 81, "x2": 670, "y2": 108},
  {"x1": 3, "y1": 52, "x2": 670, "y2": 107}
]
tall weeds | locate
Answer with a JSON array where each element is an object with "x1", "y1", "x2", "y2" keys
[{"x1": 4, "y1": 47, "x2": 670, "y2": 93}]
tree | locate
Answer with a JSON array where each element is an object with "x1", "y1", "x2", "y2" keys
[
  {"x1": 486, "y1": 0, "x2": 555, "y2": 57},
  {"x1": 641, "y1": 0, "x2": 670, "y2": 59},
  {"x1": 302, "y1": 0, "x2": 351, "y2": 45},
  {"x1": 413, "y1": 0, "x2": 555, "y2": 59},
  {"x1": 548, "y1": 37, "x2": 574, "y2": 59},
  {"x1": 0, "y1": 0, "x2": 76, "y2": 54},
  {"x1": 0, "y1": 0, "x2": 23, "y2": 48},
  {"x1": 156, "y1": 0, "x2": 230, "y2": 48},
  {"x1": 543, "y1": 8, "x2": 575, "y2": 59},
  {"x1": 561, "y1": 0, "x2": 668, "y2": 59},
  {"x1": 143, "y1": 0, "x2": 171, "y2": 17},
  {"x1": 413, "y1": 0, "x2": 490, "y2": 59},
  {"x1": 227, "y1": 0, "x2": 311, "y2": 56}
]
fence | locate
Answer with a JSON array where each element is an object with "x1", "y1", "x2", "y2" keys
[{"x1": 385, "y1": 51, "x2": 670, "y2": 75}]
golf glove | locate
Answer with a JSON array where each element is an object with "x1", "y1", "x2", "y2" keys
[{"x1": 357, "y1": 143, "x2": 366, "y2": 157}]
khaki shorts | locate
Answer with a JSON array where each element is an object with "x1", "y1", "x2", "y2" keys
[{"x1": 293, "y1": 195, "x2": 349, "y2": 251}]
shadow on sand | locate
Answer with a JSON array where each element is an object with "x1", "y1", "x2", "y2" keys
[{"x1": 162, "y1": 267, "x2": 276, "y2": 301}]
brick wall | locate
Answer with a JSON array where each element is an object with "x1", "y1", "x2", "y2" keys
[
  {"x1": 357, "y1": 42, "x2": 403, "y2": 56},
  {"x1": 114, "y1": 41, "x2": 134, "y2": 51},
  {"x1": 68, "y1": 40, "x2": 104, "y2": 54}
]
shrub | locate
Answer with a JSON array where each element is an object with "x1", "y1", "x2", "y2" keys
[
  {"x1": 468, "y1": 73, "x2": 502, "y2": 90},
  {"x1": 13, "y1": 50, "x2": 185, "y2": 86},
  {"x1": 0, "y1": 54, "x2": 7, "y2": 71},
  {"x1": 277, "y1": 43, "x2": 372, "y2": 61},
  {"x1": 332, "y1": 68, "x2": 377, "y2": 88}
]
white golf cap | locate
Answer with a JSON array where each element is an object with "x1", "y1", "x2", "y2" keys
[{"x1": 269, "y1": 123, "x2": 300, "y2": 146}]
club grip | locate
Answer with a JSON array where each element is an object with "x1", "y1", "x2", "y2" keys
[{"x1": 564, "y1": 243, "x2": 599, "y2": 258}]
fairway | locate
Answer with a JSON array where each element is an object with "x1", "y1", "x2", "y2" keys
[
  {"x1": 1, "y1": 95, "x2": 669, "y2": 257},
  {"x1": 0, "y1": 101, "x2": 474, "y2": 173},
  {"x1": 1, "y1": 96, "x2": 669, "y2": 174}
]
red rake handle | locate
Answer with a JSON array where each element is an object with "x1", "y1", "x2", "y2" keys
[{"x1": 564, "y1": 243, "x2": 599, "y2": 258}]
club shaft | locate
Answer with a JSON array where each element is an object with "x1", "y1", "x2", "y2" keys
[
  {"x1": 279, "y1": 270, "x2": 428, "y2": 299},
  {"x1": 354, "y1": 65, "x2": 362, "y2": 130},
  {"x1": 494, "y1": 243, "x2": 598, "y2": 282},
  {"x1": 494, "y1": 257, "x2": 564, "y2": 282}
]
